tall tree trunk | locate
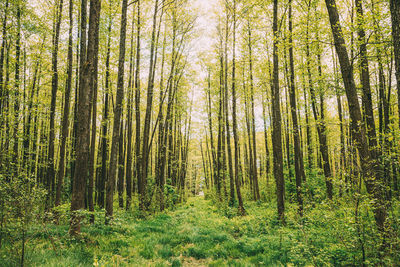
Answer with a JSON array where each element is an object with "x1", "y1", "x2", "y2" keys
[
  {"x1": 317, "y1": 34, "x2": 333, "y2": 199},
  {"x1": 389, "y1": 0, "x2": 400, "y2": 129},
  {"x1": 47, "y1": 0, "x2": 64, "y2": 208},
  {"x1": 0, "y1": 0, "x2": 9, "y2": 116},
  {"x1": 355, "y1": 0, "x2": 378, "y2": 155},
  {"x1": 126, "y1": 11, "x2": 136, "y2": 210},
  {"x1": 262, "y1": 92, "x2": 270, "y2": 180},
  {"x1": 70, "y1": 0, "x2": 100, "y2": 236},
  {"x1": 118, "y1": 120, "x2": 125, "y2": 208},
  {"x1": 13, "y1": 2, "x2": 21, "y2": 173},
  {"x1": 55, "y1": 0, "x2": 73, "y2": 208},
  {"x1": 333, "y1": 51, "x2": 346, "y2": 193},
  {"x1": 304, "y1": 6, "x2": 313, "y2": 171},
  {"x1": 231, "y1": 0, "x2": 245, "y2": 215},
  {"x1": 223, "y1": 12, "x2": 235, "y2": 205},
  {"x1": 87, "y1": 0, "x2": 101, "y2": 223},
  {"x1": 140, "y1": 0, "x2": 160, "y2": 210},
  {"x1": 106, "y1": 0, "x2": 128, "y2": 223},
  {"x1": 216, "y1": 53, "x2": 223, "y2": 198},
  {"x1": 247, "y1": 19, "x2": 260, "y2": 201},
  {"x1": 272, "y1": 0, "x2": 285, "y2": 223},
  {"x1": 98, "y1": 11, "x2": 112, "y2": 208},
  {"x1": 325, "y1": 0, "x2": 387, "y2": 233},
  {"x1": 134, "y1": 0, "x2": 142, "y2": 200},
  {"x1": 206, "y1": 71, "x2": 216, "y2": 191},
  {"x1": 288, "y1": 0, "x2": 304, "y2": 215}
]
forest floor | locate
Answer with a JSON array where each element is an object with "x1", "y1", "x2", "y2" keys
[{"x1": 1, "y1": 195, "x2": 399, "y2": 266}]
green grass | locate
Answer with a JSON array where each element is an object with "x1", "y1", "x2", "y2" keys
[{"x1": 1, "y1": 196, "x2": 399, "y2": 266}]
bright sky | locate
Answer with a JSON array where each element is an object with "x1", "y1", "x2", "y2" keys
[{"x1": 186, "y1": 0, "x2": 219, "y2": 138}]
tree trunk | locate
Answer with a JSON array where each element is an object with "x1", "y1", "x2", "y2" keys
[
  {"x1": 70, "y1": 0, "x2": 96, "y2": 236},
  {"x1": 231, "y1": 0, "x2": 245, "y2": 215},
  {"x1": 325, "y1": 0, "x2": 387, "y2": 233},
  {"x1": 140, "y1": 0, "x2": 160, "y2": 211},
  {"x1": 126, "y1": 10, "x2": 136, "y2": 210},
  {"x1": 0, "y1": 0, "x2": 9, "y2": 117},
  {"x1": 13, "y1": 2, "x2": 21, "y2": 174},
  {"x1": 118, "y1": 120, "x2": 125, "y2": 208},
  {"x1": 106, "y1": 0, "x2": 128, "y2": 223},
  {"x1": 134, "y1": 0, "x2": 142, "y2": 204},
  {"x1": 389, "y1": 0, "x2": 400, "y2": 129},
  {"x1": 223, "y1": 12, "x2": 235, "y2": 205},
  {"x1": 355, "y1": 0, "x2": 378, "y2": 155},
  {"x1": 47, "y1": 0, "x2": 63, "y2": 208},
  {"x1": 247, "y1": 19, "x2": 260, "y2": 201},
  {"x1": 55, "y1": 0, "x2": 73, "y2": 208},
  {"x1": 86, "y1": 0, "x2": 101, "y2": 223},
  {"x1": 98, "y1": 12, "x2": 112, "y2": 208},
  {"x1": 272, "y1": 0, "x2": 285, "y2": 223},
  {"x1": 288, "y1": 0, "x2": 304, "y2": 215}
]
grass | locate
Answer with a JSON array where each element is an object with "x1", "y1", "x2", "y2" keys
[{"x1": 1, "y1": 195, "x2": 399, "y2": 266}]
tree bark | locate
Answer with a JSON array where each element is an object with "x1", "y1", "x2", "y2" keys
[
  {"x1": 223, "y1": 11, "x2": 235, "y2": 205},
  {"x1": 272, "y1": 0, "x2": 285, "y2": 223},
  {"x1": 70, "y1": 0, "x2": 94, "y2": 236},
  {"x1": 231, "y1": 0, "x2": 245, "y2": 215},
  {"x1": 389, "y1": 0, "x2": 400, "y2": 129},
  {"x1": 47, "y1": 0, "x2": 64, "y2": 208},
  {"x1": 126, "y1": 11, "x2": 136, "y2": 210},
  {"x1": 134, "y1": 0, "x2": 142, "y2": 202},
  {"x1": 106, "y1": 0, "x2": 128, "y2": 223},
  {"x1": 288, "y1": 0, "x2": 304, "y2": 215},
  {"x1": 87, "y1": 0, "x2": 101, "y2": 223},
  {"x1": 98, "y1": 11, "x2": 112, "y2": 208},
  {"x1": 325, "y1": 0, "x2": 387, "y2": 233},
  {"x1": 0, "y1": 0, "x2": 9, "y2": 116},
  {"x1": 355, "y1": 0, "x2": 378, "y2": 154},
  {"x1": 140, "y1": 0, "x2": 160, "y2": 210},
  {"x1": 12, "y1": 2, "x2": 21, "y2": 174},
  {"x1": 56, "y1": 0, "x2": 73, "y2": 208},
  {"x1": 247, "y1": 19, "x2": 260, "y2": 201}
]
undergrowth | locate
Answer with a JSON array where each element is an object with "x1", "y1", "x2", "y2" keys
[{"x1": 0, "y1": 196, "x2": 399, "y2": 266}]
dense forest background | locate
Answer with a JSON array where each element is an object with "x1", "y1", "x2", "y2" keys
[{"x1": 0, "y1": 0, "x2": 399, "y2": 265}]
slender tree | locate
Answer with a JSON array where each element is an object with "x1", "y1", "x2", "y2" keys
[
  {"x1": 288, "y1": 0, "x2": 304, "y2": 214},
  {"x1": 272, "y1": 0, "x2": 285, "y2": 223},
  {"x1": 106, "y1": 0, "x2": 128, "y2": 222},
  {"x1": 47, "y1": 0, "x2": 64, "y2": 207},
  {"x1": 55, "y1": 0, "x2": 73, "y2": 208},
  {"x1": 231, "y1": 0, "x2": 245, "y2": 215}
]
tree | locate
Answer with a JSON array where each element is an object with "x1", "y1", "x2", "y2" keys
[
  {"x1": 106, "y1": 0, "x2": 128, "y2": 223},
  {"x1": 231, "y1": 0, "x2": 245, "y2": 216},
  {"x1": 390, "y1": 0, "x2": 400, "y2": 129},
  {"x1": 325, "y1": 0, "x2": 387, "y2": 234},
  {"x1": 55, "y1": 0, "x2": 73, "y2": 209},
  {"x1": 70, "y1": 0, "x2": 101, "y2": 236},
  {"x1": 272, "y1": 0, "x2": 285, "y2": 223},
  {"x1": 287, "y1": 0, "x2": 304, "y2": 214},
  {"x1": 47, "y1": 0, "x2": 64, "y2": 208}
]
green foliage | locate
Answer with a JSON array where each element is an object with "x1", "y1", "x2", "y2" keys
[
  {"x1": 1, "y1": 196, "x2": 398, "y2": 266},
  {"x1": 0, "y1": 174, "x2": 47, "y2": 265},
  {"x1": 164, "y1": 181, "x2": 179, "y2": 208}
]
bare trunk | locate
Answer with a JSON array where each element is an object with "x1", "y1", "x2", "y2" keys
[
  {"x1": 272, "y1": 0, "x2": 285, "y2": 223},
  {"x1": 232, "y1": 0, "x2": 245, "y2": 215},
  {"x1": 47, "y1": 0, "x2": 64, "y2": 208},
  {"x1": 288, "y1": 0, "x2": 304, "y2": 215},
  {"x1": 56, "y1": 0, "x2": 73, "y2": 208},
  {"x1": 105, "y1": 0, "x2": 128, "y2": 223}
]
